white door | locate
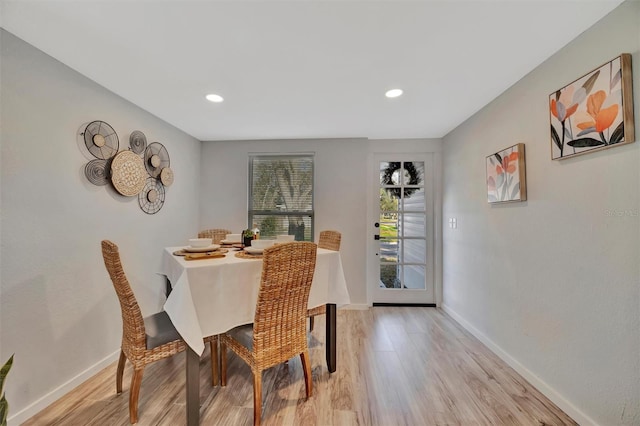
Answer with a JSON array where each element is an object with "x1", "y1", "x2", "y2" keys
[{"x1": 370, "y1": 154, "x2": 435, "y2": 305}]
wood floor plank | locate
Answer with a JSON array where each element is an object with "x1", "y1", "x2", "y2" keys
[{"x1": 22, "y1": 308, "x2": 577, "y2": 426}]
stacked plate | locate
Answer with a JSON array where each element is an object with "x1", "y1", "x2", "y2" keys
[
  {"x1": 243, "y1": 239, "x2": 274, "y2": 254},
  {"x1": 185, "y1": 238, "x2": 220, "y2": 252},
  {"x1": 221, "y1": 233, "x2": 242, "y2": 244},
  {"x1": 184, "y1": 244, "x2": 221, "y2": 253}
]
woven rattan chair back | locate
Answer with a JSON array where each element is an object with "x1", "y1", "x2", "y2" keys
[
  {"x1": 101, "y1": 240, "x2": 147, "y2": 362},
  {"x1": 198, "y1": 228, "x2": 232, "y2": 244},
  {"x1": 252, "y1": 241, "x2": 317, "y2": 369},
  {"x1": 318, "y1": 230, "x2": 341, "y2": 251},
  {"x1": 221, "y1": 241, "x2": 317, "y2": 426},
  {"x1": 102, "y1": 240, "x2": 214, "y2": 424}
]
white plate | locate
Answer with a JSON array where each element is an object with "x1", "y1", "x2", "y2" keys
[
  {"x1": 243, "y1": 247, "x2": 264, "y2": 254},
  {"x1": 221, "y1": 239, "x2": 241, "y2": 244},
  {"x1": 184, "y1": 244, "x2": 221, "y2": 253}
]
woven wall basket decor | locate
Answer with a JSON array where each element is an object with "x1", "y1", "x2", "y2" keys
[{"x1": 110, "y1": 150, "x2": 147, "y2": 196}]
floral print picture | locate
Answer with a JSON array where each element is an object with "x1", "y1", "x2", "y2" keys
[
  {"x1": 549, "y1": 54, "x2": 634, "y2": 160},
  {"x1": 486, "y1": 143, "x2": 527, "y2": 203}
]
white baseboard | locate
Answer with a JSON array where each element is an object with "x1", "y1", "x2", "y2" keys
[
  {"x1": 8, "y1": 350, "x2": 120, "y2": 426},
  {"x1": 441, "y1": 303, "x2": 598, "y2": 426}
]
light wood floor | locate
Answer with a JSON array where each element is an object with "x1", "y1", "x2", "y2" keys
[{"x1": 23, "y1": 307, "x2": 576, "y2": 425}]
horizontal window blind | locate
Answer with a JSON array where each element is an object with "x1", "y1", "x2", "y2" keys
[{"x1": 248, "y1": 155, "x2": 314, "y2": 241}]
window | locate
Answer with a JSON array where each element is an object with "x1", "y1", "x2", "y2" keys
[{"x1": 248, "y1": 154, "x2": 314, "y2": 241}]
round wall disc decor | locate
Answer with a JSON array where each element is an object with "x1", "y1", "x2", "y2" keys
[
  {"x1": 110, "y1": 150, "x2": 146, "y2": 196},
  {"x1": 138, "y1": 177, "x2": 165, "y2": 214},
  {"x1": 82, "y1": 120, "x2": 119, "y2": 160},
  {"x1": 160, "y1": 167, "x2": 174, "y2": 186},
  {"x1": 150, "y1": 154, "x2": 161, "y2": 167},
  {"x1": 144, "y1": 142, "x2": 170, "y2": 178},
  {"x1": 129, "y1": 130, "x2": 147, "y2": 155},
  {"x1": 84, "y1": 159, "x2": 110, "y2": 186},
  {"x1": 93, "y1": 134, "x2": 106, "y2": 147},
  {"x1": 147, "y1": 188, "x2": 159, "y2": 203}
]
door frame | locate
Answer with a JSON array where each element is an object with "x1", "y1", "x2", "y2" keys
[{"x1": 366, "y1": 150, "x2": 442, "y2": 307}]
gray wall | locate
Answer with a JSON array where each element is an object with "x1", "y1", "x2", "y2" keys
[
  {"x1": 441, "y1": 2, "x2": 640, "y2": 425},
  {"x1": 0, "y1": 30, "x2": 202, "y2": 423}
]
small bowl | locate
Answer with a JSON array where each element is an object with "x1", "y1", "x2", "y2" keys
[
  {"x1": 250, "y1": 239, "x2": 275, "y2": 249},
  {"x1": 225, "y1": 233, "x2": 241, "y2": 243},
  {"x1": 189, "y1": 238, "x2": 212, "y2": 248},
  {"x1": 276, "y1": 235, "x2": 295, "y2": 242}
]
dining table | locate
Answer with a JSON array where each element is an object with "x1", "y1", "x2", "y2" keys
[{"x1": 159, "y1": 244, "x2": 351, "y2": 425}]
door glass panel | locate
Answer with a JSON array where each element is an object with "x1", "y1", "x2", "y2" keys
[
  {"x1": 402, "y1": 161, "x2": 424, "y2": 185},
  {"x1": 380, "y1": 162, "x2": 402, "y2": 185},
  {"x1": 402, "y1": 187, "x2": 425, "y2": 211},
  {"x1": 380, "y1": 264, "x2": 401, "y2": 288},
  {"x1": 403, "y1": 239, "x2": 426, "y2": 264},
  {"x1": 380, "y1": 215, "x2": 399, "y2": 239},
  {"x1": 379, "y1": 237, "x2": 398, "y2": 262},
  {"x1": 379, "y1": 189, "x2": 399, "y2": 211},
  {"x1": 403, "y1": 265, "x2": 426, "y2": 289},
  {"x1": 402, "y1": 213, "x2": 425, "y2": 237}
]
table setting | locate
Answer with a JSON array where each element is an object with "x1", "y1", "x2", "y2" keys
[
  {"x1": 161, "y1": 237, "x2": 350, "y2": 353},
  {"x1": 173, "y1": 233, "x2": 300, "y2": 260},
  {"x1": 172, "y1": 238, "x2": 228, "y2": 260}
]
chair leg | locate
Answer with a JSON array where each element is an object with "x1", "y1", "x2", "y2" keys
[
  {"x1": 210, "y1": 337, "x2": 219, "y2": 386},
  {"x1": 220, "y1": 340, "x2": 227, "y2": 386},
  {"x1": 309, "y1": 316, "x2": 315, "y2": 332},
  {"x1": 129, "y1": 368, "x2": 144, "y2": 424},
  {"x1": 300, "y1": 351, "x2": 312, "y2": 399},
  {"x1": 116, "y1": 350, "x2": 126, "y2": 394},
  {"x1": 252, "y1": 370, "x2": 262, "y2": 426}
]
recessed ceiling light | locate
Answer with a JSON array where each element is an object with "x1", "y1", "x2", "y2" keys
[
  {"x1": 206, "y1": 93, "x2": 224, "y2": 103},
  {"x1": 385, "y1": 89, "x2": 403, "y2": 98}
]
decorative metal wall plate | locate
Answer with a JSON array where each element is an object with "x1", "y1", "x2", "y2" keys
[
  {"x1": 110, "y1": 150, "x2": 146, "y2": 196},
  {"x1": 129, "y1": 130, "x2": 147, "y2": 155},
  {"x1": 144, "y1": 142, "x2": 170, "y2": 178},
  {"x1": 82, "y1": 120, "x2": 119, "y2": 160},
  {"x1": 84, "y1": 159, "x2": 110, "y2": 186},
  {"x1": 138, "y1": 177, "x2": 165, "y2": 214}
]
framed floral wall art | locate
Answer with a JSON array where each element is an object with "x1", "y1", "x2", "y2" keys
[
  {"x1": 549, "y1": 53, "x2": 634, "y2": 160},
  {"x1": 486, "y1": 143, "x2": 527, "y2": 203}
]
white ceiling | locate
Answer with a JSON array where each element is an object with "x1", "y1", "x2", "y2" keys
[{"x1": 0, "y1": 0, "x2": 624, "y2": 141}]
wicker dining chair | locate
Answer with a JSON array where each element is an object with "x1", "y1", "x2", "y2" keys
[
  {"x1": 101, "y1": 240, "x2": 219, "y2": 424},
  {"x1": 220, "y1": 241, "x2": 317, "y2": 426},
  {"x1": 198, "y1": 228, "x2": 232, "y2": 244},
  {"x1": 308, "y1": 230, "x2": 342, "y2": 331}
]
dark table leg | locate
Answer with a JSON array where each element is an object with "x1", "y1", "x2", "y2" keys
[
  {"x1": 326, "y1": 303, "x2": 337, "y2": 373},
  {"x1": 165, "y1": 277, "x2": 197, "y2": 423},
  {"x1": 186, "y1": 346, "x2": 200, "y2": 425}
]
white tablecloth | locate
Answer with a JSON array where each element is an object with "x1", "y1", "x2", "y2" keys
[{"x1": 160, "y1": 247, "x2": 351, "y2": 354}]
